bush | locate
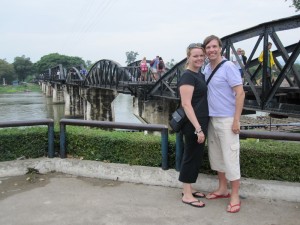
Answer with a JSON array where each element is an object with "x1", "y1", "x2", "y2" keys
[
  {"x1": 240, "y1": 139, "x2": 300, "y2": 181},
  {"x1": 0, "y1": 127, "x2": 48, "y2": 161},
  {"x1": 0, "y1": 127, "x2": 299, "y2": 182}
]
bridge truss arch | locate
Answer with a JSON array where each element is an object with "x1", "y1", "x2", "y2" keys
[
  {"x1": 37, "y1": 15, "x2": 300, "y2": 118},
  {"x1": 83, "y1": 59, "x2": 132, "y2": 90},
  {"x1": 149, "y1": 15, "x2": 300, "y2": 117},
  {"x1": 65, "y1": 66, "x2": 85, "y2": 85}
]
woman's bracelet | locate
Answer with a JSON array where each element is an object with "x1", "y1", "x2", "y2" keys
[{"x1": 194, "y1": 129, "x2": 202, "y2": 134}]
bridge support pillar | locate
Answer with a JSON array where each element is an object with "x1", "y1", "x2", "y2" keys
[
  {"x1": 41, "y1": 82, "x2": 47, "y2": 94},
  {"x1": 45, "y1": 83, "x2": 52, "y2": 97},
  {"x1": 133, "y1": 96, "x2": 178, "y2": 127},
  {"x1": 52, "y1": 83, "x2": 64, "y2": 104},
  {"x1": 63, "y1": 85, "x2": 83, "y2": 117},
  {"x1": 81, "y1": 88, "x2": 117, "y2": 121}
]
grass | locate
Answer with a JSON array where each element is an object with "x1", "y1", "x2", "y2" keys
[{"x1": 0, "y1": 84, "x2": 41, "y2": 94}]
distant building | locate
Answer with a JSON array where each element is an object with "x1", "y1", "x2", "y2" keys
[{"x1": 12, "y1": 80, "x2": 19, "y2": 86}]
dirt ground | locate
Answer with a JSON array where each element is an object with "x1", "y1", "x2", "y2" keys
[
  {"x1": 0, "y1": 172, "x2": 121, "y2": 201},
  {"x1": 0, "y1": 172, "x2": 59, "y2": 200}
]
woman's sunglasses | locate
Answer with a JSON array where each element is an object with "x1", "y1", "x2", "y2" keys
[{"x1": 188, "y1": 43, "x2": 203, "y2": 49}]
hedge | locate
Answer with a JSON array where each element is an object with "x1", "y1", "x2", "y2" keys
[{"x1": 0, "y1": 126, "x2": 299, "y2": 182}]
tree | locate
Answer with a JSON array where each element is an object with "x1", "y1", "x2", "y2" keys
[
  {"x1": 33, "y1": 53, "x2": 86, "y2": 74},
  {"x1": 285, "y1": 0, "x2": 300, "y2": 11},
  {"x1": 85, "y1": 60, "x2": 93, "y2": 70},
  {"x1": 13, "y1": 55, "x2": 33, "y2": 81},
  {"x1": 165, "y1": 59, "x2": 176, "y2": 69},
  {"x1": 0, "y1": 59, "x2": 17, "y2": 85},
  {"x1": 125, "y1": 51, "x2": 139, "y2": 65}
]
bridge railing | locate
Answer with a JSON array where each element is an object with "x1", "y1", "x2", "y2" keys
[
  {"x1": 59, "y1": 119, "x2": 169, "y2": 170},
  {"x1": 0, "y1": 119, "x2": 55, "y2": 158}
]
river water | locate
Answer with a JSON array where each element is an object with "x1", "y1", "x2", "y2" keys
[{"x1": 0, "y1": 92, "x2": 141, "y2": 124}]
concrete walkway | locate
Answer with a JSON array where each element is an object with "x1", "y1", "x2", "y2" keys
[{"x1": 0, "y1": 158, "x2": 299, "y2": 225}]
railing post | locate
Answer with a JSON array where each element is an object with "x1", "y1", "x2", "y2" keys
[
  {"x1": 48, "y1": 122, "x2": 55, "y2": 158},
  {"x1": 161, "y1": 128, "x2": 169, "y2": 170},
  {"x1": 175, "y1": 132, "x2": 184, "y2": 171},
  {"x1": 60, "y1": 122, "x2": 66, "y2": 158}
]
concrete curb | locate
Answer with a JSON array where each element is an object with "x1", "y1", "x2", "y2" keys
[{"x1": 0, "y1": 158, "x2": 299, "y2": 202}]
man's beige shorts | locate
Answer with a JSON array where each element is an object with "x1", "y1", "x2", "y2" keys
[{"x1": 208, "y1": 117, "x2": 241, "y2": 181}]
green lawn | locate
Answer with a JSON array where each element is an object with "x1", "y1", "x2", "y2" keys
[{"x1": 0, "y1": 84, "x2": 41, "y2": 94}]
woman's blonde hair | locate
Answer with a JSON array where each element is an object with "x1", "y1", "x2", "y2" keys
[{"x1": 185, "y1": 43, "x2": 204, "y2": 68}]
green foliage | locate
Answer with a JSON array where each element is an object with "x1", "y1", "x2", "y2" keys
[
  {"x1": 66, "y1": 127, "x2": 164, "y2": 167},
  {"x1": 0, "y1": 127, "x2": 299, "y2": 182},
  {"x1": 286, "y1": 0, "x2": 300, "y2": 11},
  {"x1": 0, "y1": 84, "x2": 41, "y2": 94},
  {"x1": 0, "y1": 127, "x2": 48, "y2": 161},
  {"x1": 33, "y1": 53, "x2": 86, "y2": 74},
  {"x1": 0, "y1": 59, "x2": 17, "y2": 84},
  {"x1": 85, "y1": 60, "x2": 93, "y2": 70},
  {"x1": 125, "y1": 51, "x2": 139, "y2": 65},
  {"x1": 13, "y1": 55, "x2": 33, "y2": 82},
  {"x1": 240, "y1": 139, "x2": 300, "y2": 181},
  {"x1": 165, "y1": 59, "x2": 176, "y2": 69}
]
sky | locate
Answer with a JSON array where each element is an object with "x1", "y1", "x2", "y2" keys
[{"x1": 0, "y1": 0, "x2": 299, "y2": 66}]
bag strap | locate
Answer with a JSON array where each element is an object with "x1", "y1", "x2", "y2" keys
[{"x1": 206, "y1": 60, "x2": 227, "y2": 85}]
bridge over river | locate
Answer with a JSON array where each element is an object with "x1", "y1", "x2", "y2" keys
[{"x1": 38, "y1": 15, "x2": 300, "y2": 126}]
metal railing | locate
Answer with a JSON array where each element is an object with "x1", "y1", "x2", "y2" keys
[
  {"x1": 59, "y1": 119, "x2": 169, "y2": 170},
  {"x1": 0, "y1": 119, "x2": 55, "y2": 157},
  {"x1": 2, "y1": 119, "x2": 299, "y2": 171},
  {"x1": 239, "y1": 130, "x2": 300, "y2": 141}
]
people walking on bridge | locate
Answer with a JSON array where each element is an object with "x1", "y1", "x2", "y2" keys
[
  {"x1": 56, "y1": 70, "x2": 60, "y2": 79},
  {"x1": 150, "y1": 56, "x2": 159, "y2": 81},
  {"x1": 139, "y1": 57, "x2": 148, "y2": 81},
  {"x1": 157, "y1": 57, "x2": 165, "y2": 79},
  {"x1": 178, "y1": 43, "x2": 209, "y2": 208},
  {"x1": 230, "y1": 48, "x2": 244, "y2": 77},
  {"x1": 80, "y1": 68, "x2": 87, "y2": 76},
  {"x1": 258, "y1": 42, "x2": 277, "y2": 90},
  {"x1": 203, "y1": 35, "x2": 245, "y2": 213},
  {"x1": 241, "y1": 49, "x2": 247, "y2": 65}
]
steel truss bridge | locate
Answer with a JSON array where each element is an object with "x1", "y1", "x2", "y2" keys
[{"x1": 39, "y1": 15, "x2": 300, "y2": 118}]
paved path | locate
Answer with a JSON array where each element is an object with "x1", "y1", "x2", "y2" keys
[{"x1": 0, "y1": 158, "x2": 299, "y2": 225}]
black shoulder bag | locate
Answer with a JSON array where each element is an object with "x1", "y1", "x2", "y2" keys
[{"x1": 169, "y1": 60, "x2": 227, "y2": 132}]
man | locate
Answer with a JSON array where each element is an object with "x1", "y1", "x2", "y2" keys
[
  {"x1": 241, "y1": 49, "x2": 247, "y2": 65},
  {"x1": 150, "y1": 56, "x2": 160, "y2": 81},
  {"x1": 230, "y1": 48, "x2": 244, "y2": 77},
  {"x1": 258, "y1": 42, "x2": 276, "y2": 89},
  {"x1": 203, "y1": 35, "x2": 245, "y2": 213}
]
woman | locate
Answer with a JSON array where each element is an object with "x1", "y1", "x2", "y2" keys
[
  {"x1": 139, "y1": 57, "x2": 148, "y2": 81},
  {"x1": 178, "y1": 43, "x2": 209, "y2": 208}
]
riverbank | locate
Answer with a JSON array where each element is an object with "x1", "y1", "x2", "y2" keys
[{"x1": 0, "y1": 84, "x2": 41, "y2": 94}]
